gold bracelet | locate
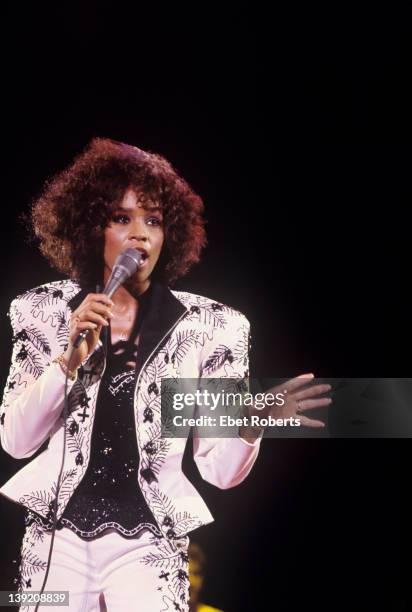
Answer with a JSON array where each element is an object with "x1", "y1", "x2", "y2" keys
[{"x1": 52, "y1": 354, "x2": 77, "y2": 381}]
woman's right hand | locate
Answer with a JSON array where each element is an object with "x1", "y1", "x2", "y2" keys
[{"x1": 63, "y1": 293, "x2": 114, "y2": 371}]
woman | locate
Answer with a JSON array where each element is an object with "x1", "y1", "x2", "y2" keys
[
  {"x1": 0, "y1": 138, "x2": 264, "y2": 612},
  {"x1": 0, "y1": 138, "x2": 330, "y2": 611}
]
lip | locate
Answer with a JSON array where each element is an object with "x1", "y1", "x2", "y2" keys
[{"x1": 134, "y1": 248, "x2": 149, "y2": 264}]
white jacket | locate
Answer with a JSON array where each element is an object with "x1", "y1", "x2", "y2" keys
[{"x1": 0, "y1": 279, "x2": 261, "y2": 539}]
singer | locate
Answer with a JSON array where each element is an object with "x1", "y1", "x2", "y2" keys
[
  {"x1": 0, "y1": 138, "x2": 263, "y2": 612},
  {"x1": 1, "y1": 138, "x2": 330, "y2": 611}
]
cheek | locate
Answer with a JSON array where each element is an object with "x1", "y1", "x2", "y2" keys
[
  {"x1": 103, "y1": 229, "x2": 117, "y2": 263},
  {"x1": 155, "y1": 230, "x2": 165, "y2": 254}
]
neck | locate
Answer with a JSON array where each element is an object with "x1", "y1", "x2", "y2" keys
[{"x1": 103, "y1": 269, "x2": 151, "y2": 311}]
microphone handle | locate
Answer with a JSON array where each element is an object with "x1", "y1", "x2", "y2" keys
[{"x1": 73, "y1": 329, "x2": 90, "y2": 349}]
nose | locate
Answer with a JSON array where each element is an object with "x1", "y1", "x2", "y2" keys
[{"x1": 128, "y1": 217, "x2": 149, "y2": 242}]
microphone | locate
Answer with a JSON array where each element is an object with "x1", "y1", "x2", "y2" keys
[{"x1": 73, "y1": 248, "x2": 143, "y2": 348}]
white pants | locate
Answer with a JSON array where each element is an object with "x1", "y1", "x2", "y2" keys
[{"x1": 17, "y1": 523, "x2": 190, "y2": 612}]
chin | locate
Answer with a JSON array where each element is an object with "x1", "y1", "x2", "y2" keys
[{"x1": 129, "y1": 270, "x2": 152, "y2": 287}]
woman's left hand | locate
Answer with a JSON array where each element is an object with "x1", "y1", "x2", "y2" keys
[
  {"x1": 239, "y1": 374, "x2": 332, "y2": 442},
  {"x1": 258, "y1": 373, "x2": 332, "y2": 428}
]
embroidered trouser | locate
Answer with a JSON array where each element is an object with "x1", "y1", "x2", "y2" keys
[{"x1": 17, "y1": 523, "x2": 190, "y2": 612}]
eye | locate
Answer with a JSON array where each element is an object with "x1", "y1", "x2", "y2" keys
[
  {"x1": 112, "y1": 214, "x2": 130, "y2": 224},
  {"x1": 147, "y1": 217, "x2": 163, "y2": 226}
]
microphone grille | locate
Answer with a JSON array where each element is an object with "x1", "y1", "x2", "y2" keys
[{"x1": 114, "y1": 248, "x2": 143, "y2": 276}]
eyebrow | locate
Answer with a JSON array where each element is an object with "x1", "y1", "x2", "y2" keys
[{"x1": 114, "y1": 204, "x2": 163, "y2": 214}]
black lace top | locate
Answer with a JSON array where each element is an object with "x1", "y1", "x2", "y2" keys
[{"x1": 30, "y1": 283, "x2": 163, "y2": 539}]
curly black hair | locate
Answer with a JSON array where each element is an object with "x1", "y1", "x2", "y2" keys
[{"x1": 30, "y1": 138, "x2": 207, "y2": 287}]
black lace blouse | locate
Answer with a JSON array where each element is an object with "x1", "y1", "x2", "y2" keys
[{"x1": 32, "y1": 284, "x2": 162, "y2": 539}]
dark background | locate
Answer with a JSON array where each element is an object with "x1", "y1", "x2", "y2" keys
[{"x1": 1, "y1": 3, "x2": 410, "y2": 611}]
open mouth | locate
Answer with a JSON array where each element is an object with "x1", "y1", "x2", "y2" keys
[{"x1": 135, "y1": 248, "x2": 148, "y2": 263}]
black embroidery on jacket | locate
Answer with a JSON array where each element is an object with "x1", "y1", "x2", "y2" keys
[
  {"x1": 14, "y1": 326, "x2": 51, "y2": 356},
  {"x1": 203, "y1": 345, "x2": 233, "y2": 374},
  {"x1": 15, "y1": 343, "x2": 44, "y2": 377},
  {"x1": 55, "y1": 310, "x2": 69, "y2": 350}
]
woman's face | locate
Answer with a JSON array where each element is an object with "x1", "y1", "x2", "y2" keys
[{"x1": 103, "y1": 188, "x2": 165, "y2": 293}]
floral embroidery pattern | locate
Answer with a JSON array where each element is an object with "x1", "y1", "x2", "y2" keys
[
  {"x1": 150, "y1": 489, "x2": 202, "y2": 539},
  {"x1": 143, "y1": 534, "x2": 190, "y2": 611}
]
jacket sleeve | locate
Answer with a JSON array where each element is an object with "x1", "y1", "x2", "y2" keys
[
  {"x1": 0, "y1": 298, "x2": 76, "y2": 459},
  {"x1": 192, "y1": 313, "x2": 262, "y2": 489}
]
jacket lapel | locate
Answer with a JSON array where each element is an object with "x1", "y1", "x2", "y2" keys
[{"x1": 135, "y1": 281, "x2": 187, "y2": 376}]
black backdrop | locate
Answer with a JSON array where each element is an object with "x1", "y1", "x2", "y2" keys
[{"x1": 0, "y1": 3, "x2": 410, "y2": 611}]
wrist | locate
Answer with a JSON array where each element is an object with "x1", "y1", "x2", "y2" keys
[
  {"x1": 239, "y1": 406, "x2": 264, "y2": 443},
  {"x1": 54, "y1": 353, "x2": 79, "y2": 381},
  {"x1": 63, "y1": 348, "x2": 82, "y2": 372},
  {"x1": 239, "y1": 406, "x2": 265, "y2": 442},
  {"x1": 238, "y1": 424, "x2": 264, "y2": 443}
]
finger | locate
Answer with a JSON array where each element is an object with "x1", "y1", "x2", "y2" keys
[
  {"x1": 74, "y1": 311, "x2": 110, "y2": 327},
  {"x1": 282, "y1": 373, "x2": 315, "y2": 393},
  {"x1": 296, "y1": 397, "x2": 332, "y2": 411},
  {"x1": 77, "y1": 302, "x2": 113, "y2": 319},
  {"x1": 296, "y1": 414, "x2": 326, "y2": 428},
  {"x1": 84, "y1": 293, "x2": 114, "y2": 307},
  {"x1": 71, "y1": 321, "x2": 98, "y2": 332},
  {"x1": 293, "y1": 384, "x2": 332, "y2": 401}
]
